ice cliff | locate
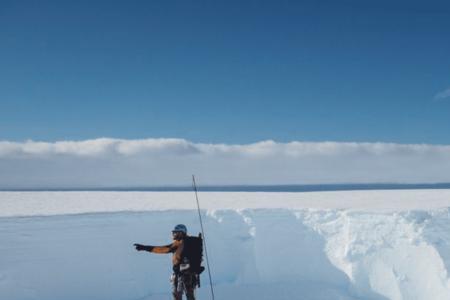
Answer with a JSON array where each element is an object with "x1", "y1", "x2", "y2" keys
[{"x1": 0, "y1": 191, "x2": 449, "y2": 300}]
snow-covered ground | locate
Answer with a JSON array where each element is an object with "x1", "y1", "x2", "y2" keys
[{"x1": 1, "y1": 190, "x2": 450, "y2": 300}]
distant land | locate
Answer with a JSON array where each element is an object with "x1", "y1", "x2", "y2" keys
[{"x1": 2, "y1": 183, "x2": 450, "y2": 192}]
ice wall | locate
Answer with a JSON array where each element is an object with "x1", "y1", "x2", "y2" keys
[{"x1": 1, "y1": 208, "x2": 449, "y2": 300}]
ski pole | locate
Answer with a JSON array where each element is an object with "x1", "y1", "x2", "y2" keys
[{"x1": 192, "y1": 175, "x2": 215, "y2": 300}]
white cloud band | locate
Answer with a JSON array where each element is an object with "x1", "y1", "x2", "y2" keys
[{"x1": 1, "y1": 138, "x2": 450, "y2": 188}]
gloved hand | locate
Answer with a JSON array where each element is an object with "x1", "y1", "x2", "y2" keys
[
  {"x1": 134, "y1": 243, "x2": 144, "y2": 251},
  {"x1": 173, "y1": 265, "x2": 180, "y2": 274},
  {"x1": 134, "y1": 244, "x2": 154, "y2": 251}
]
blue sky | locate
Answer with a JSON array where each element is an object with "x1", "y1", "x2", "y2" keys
[{"x1": 1, "y1": 0, "x2": 450, "y2": 144}]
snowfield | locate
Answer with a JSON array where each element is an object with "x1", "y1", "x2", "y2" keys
[{"x1": 1, "y1": 190, "x2": 450, "y2": 300}]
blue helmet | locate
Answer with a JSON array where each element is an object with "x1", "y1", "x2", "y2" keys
[{"x1": 172, "y1": 224, "x2": 187, "y2": 234}]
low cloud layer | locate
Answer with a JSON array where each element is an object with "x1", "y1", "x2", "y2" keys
[{"x1": 1, "y1": 138, "x2": 450, "y2": 188}]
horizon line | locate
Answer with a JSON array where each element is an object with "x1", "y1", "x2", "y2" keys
[{"x1": 2, "y1": 182, "x2": 450, "y2": 192}]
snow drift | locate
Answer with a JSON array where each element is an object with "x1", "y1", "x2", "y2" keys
[{"x1": 1, "y1": 191, "x2": 450, "y2": 300}]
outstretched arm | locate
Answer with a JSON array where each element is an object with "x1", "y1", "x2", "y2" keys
[
  {"x1": 133, "y1": 244, "x2": 154, "y2": 252},
  {"x1": 134, "y1": 243, "x2": 175, "y2": 253}
]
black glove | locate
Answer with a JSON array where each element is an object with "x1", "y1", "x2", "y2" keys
[
  {"x1": 173, "y1": 265, "x2": 180, "y2": 274},
  {"x1": 134, "y1": 243, "x2": 154, "y2": 252}
]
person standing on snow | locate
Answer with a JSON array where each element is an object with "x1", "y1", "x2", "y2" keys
[{"x1": 134, "y1": 224, "x2": 203, "y2": 300}]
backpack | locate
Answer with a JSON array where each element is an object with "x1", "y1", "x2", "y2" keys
[{"x1": 181, "y1": 233, "x2": 204, "y2": 274}]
